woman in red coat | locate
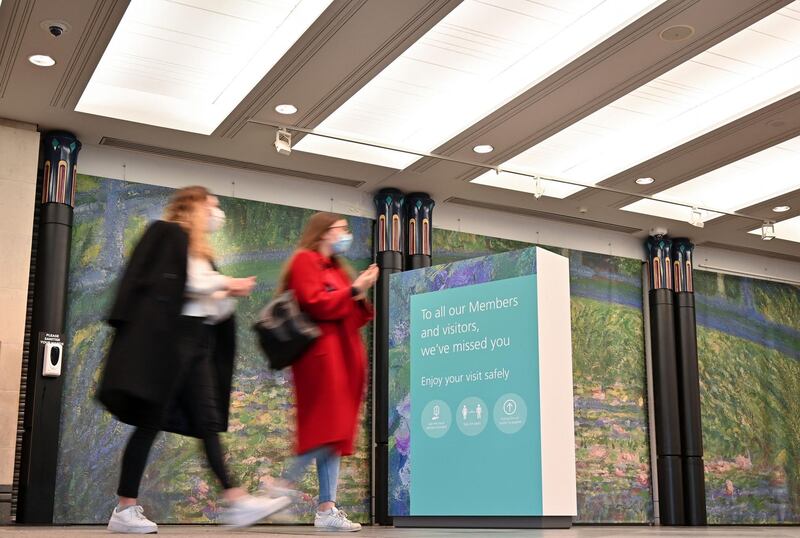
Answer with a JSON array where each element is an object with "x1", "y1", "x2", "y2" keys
[{"x1": 271, "y1": 212, "x2": 378, "y2": 532}]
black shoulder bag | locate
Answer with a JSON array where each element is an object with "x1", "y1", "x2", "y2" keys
[{"x1": 253, "y1": 290, "x2": 321, "y2": 370}]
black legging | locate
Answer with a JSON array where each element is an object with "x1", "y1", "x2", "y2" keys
[{"x1": 117, "y1": 427, "x2": 234, "y2": 498}]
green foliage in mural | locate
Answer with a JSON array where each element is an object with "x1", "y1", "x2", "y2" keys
[
  {"x1": 695, "y1": 270, "x2": 800, "y2": 523},
  {"x1": 55, "y1": 175, "x2": 373, "y2": 524}
]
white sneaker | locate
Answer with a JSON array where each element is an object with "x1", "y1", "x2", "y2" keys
[
  {"x1": 220, "y1": 494, "x2": 291, "y2": 528},
  {"x1": 107, "y1": 505, "x2": 158, "y2": 534},
  {"x1": 314, "y1": 508, "x2": 362, "y2": 532}
]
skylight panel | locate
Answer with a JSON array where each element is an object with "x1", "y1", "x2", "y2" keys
[
  {"x1": 473, "y1": 3, "x2": 800, "y2": 198},
  {"x1": 76, "y1": 0, "x2": 332, "y2": 134},
  {"x1": 295, "y1": 0, "x2": 664, "y2": 168},
  {"x1": 623, "y1": 136, "x2": 800, "y2": 224}
]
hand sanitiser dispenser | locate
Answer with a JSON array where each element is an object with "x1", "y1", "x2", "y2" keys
[{"x1": 41, "y1": 336, "x2": 64, "y2": 377}]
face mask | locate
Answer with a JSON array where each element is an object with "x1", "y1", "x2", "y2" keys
[
  {"x1": 331, "y1": 232, "x2": 353, "y2": 255},
  {"x1": 208, "y1": 206, "x2": 226, "y2": 233}
]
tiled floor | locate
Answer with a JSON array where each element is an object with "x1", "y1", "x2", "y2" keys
[{"x1": 2, "y1": 526, "x2": 800, "y2": 537}]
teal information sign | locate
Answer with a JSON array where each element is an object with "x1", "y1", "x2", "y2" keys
[{"x1": 410, "y1": 274, "x2": 541, "y2": 516}]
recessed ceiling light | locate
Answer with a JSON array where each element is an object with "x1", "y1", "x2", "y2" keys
[
  {"x1": 473, "y1": 144, "x2": 494, "y2": 154},
  {"x1": 275, "y1": 104, "x2": 298, "y2": 115},
  {"x1": 635, "y1": 177, "x2": 655, "y2": 185},
  {"x1": 28, "y1": 54, "x2": 55, "y2": 67},
  {"x1": 772, "y1": 205, "x2": 791, "y2": 213},
  {"x1": 659, "y1": 25, "x2": 694, "y2": 42}
]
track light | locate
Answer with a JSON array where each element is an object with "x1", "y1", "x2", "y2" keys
[
  {"x1": 689, "y1": 207, "x2": 704, "y2": 228},
  {"x1": 533, "y1": 176, "x2": 545, "y2": 199},
  {"x1": 761, "y1": 221, "x2": 776, "y2": 241},
  {"x1": 274, "y1": 128, "x2": 292, "y2": 156}
]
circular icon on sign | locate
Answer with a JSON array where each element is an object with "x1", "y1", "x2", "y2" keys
[
  {"x1": 494, "y1": 393, "x2": 527, "y2": 434},
  {"x1": 421, "y1": 400, "x2": 451, "y2": 438},
  {"x1": 456, "y1": 397, "x2": 488, "y2": 436}
]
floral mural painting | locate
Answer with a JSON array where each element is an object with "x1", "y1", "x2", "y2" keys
[
  {"x1": 57, "y1": 178, "x2": 662, "y2": 524},
  {"x1": 695, "y1": 271, "x2": 800, "y2": 524},
  {"x1": 55, "y1": 176, "x2": 373, "y2": 524}
]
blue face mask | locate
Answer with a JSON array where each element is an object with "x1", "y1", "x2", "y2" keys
[{"x1": 331, "y1": 233, "x2": 353, "y2": 255}]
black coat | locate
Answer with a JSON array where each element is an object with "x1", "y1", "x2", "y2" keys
[{"x1": 97, "y1": 220, "x2": 236, "y2": 437}]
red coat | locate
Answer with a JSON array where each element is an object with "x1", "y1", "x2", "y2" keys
[{"x1": 287, "y1": 249, "x2": 373, "y2": 456}]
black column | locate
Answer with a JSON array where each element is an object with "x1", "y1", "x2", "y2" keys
[
  {"x1": 373, "y1": 189, "x2": 404, "y2": 525},
  {"x1": 646, "y1": 235, "x2": 685, "y2": 526},
  {"x1": 404, "y1": 193, "x2": 434, "y2": 270},
  {"x1": 671, "y1": 239, "x2": 706, "y2": 525},
  {"x1": 16, "y1": 132, "x2": 81, "y2": 523}
]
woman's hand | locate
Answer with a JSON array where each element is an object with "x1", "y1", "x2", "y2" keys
[
  {"x1": 228, "y1": 276, "x2": 256, "y2": 297},
  {"x1": 352, "y1": 264, "x2": 379, "y2": 298}
]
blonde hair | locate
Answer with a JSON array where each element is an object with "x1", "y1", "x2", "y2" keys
[
  {"x1": 276, "y1": 212, "x2": 353, "y2": 293},
  {"x1": 163, "y1": 186, "x2": 214, "y2": 260}
]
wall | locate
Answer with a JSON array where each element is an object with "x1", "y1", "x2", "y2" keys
[
  {"x1": 0, "y1": 120, "x2": 39, "y2": 522},
  {"x1": 54, "y1": 145, "x2": 800, "y2": 525},
  {"x1": 695, "y1": 271, "x2": 800, "y2": 524},
  {"x1": 54, "y1": 175, "x2": 374, "y2": 524},
  {"x1": 79, "y1": 145, "x2": 800, "y2": 283}
]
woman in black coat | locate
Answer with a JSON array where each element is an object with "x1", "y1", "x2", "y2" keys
[{"x1": 98, "y1": 186, "x2": 289, "y2": 533}]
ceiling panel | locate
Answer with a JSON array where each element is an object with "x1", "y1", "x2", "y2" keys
[
  {"x1": 2, "y1": 0, "x2": 800, "y2": 261},
  {"x1": 472, "y1": 2, "x2": 800, "y2": 198},
  {"x1": 294, "y1": 0, "x2": 664, "y2": 168},
  {"x1": 75, "y1": 0, "x2": 333, "y2": 134},
  {"x1": 622, "y1": 134, "x2": 800, "y2": 224}
]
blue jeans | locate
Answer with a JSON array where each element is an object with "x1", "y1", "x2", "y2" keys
[{"x1": 283, "y1": 445, "x2": 341, "y2": 504}]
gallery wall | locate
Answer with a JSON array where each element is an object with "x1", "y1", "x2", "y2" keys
[
  {"x1": 78, "y1": 145, "x2": 800, "y2": 284},
  {"x1": 53, "y1": 171, "x2": 800, "y2": 526},
  {"x1": 55, "y1": 176, "x2": 374, "y2": 524},
  {"x1": 695, "y1": 271, "x2": 800, "y2": 524}
]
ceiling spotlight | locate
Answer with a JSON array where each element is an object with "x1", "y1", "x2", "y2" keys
[
  {"x1": 274, "y1": 128, "x2": 292, "y2": 156},
  {"x1": 761, "y1": 222, "x2": 776, "y2": 241},
  {"x1": 689, "y1": 207, "x2": 704, "y2": 228},
  {"x1": 635, "y1": 177, "x2": 655, "y2": 185},
  {"x1": 533, "y1": 176, "x2": 545, "y2": 199},
  {"x1": 473, "y1": 144, "x2": 494, "y2": 154},
  {"x1": 772, "y1": 205, "x2": 791, "y2": 213},
  {"x1": 275, "y1": 104, "x2": 297, "y2": 115},
  {"x1": 28, "y1": 54, "x2": 55, "y2": 67}
]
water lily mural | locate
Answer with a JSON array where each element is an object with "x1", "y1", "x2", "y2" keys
[{"x1": 54, "y1": 175, "x2": 373, "y2": 524}]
